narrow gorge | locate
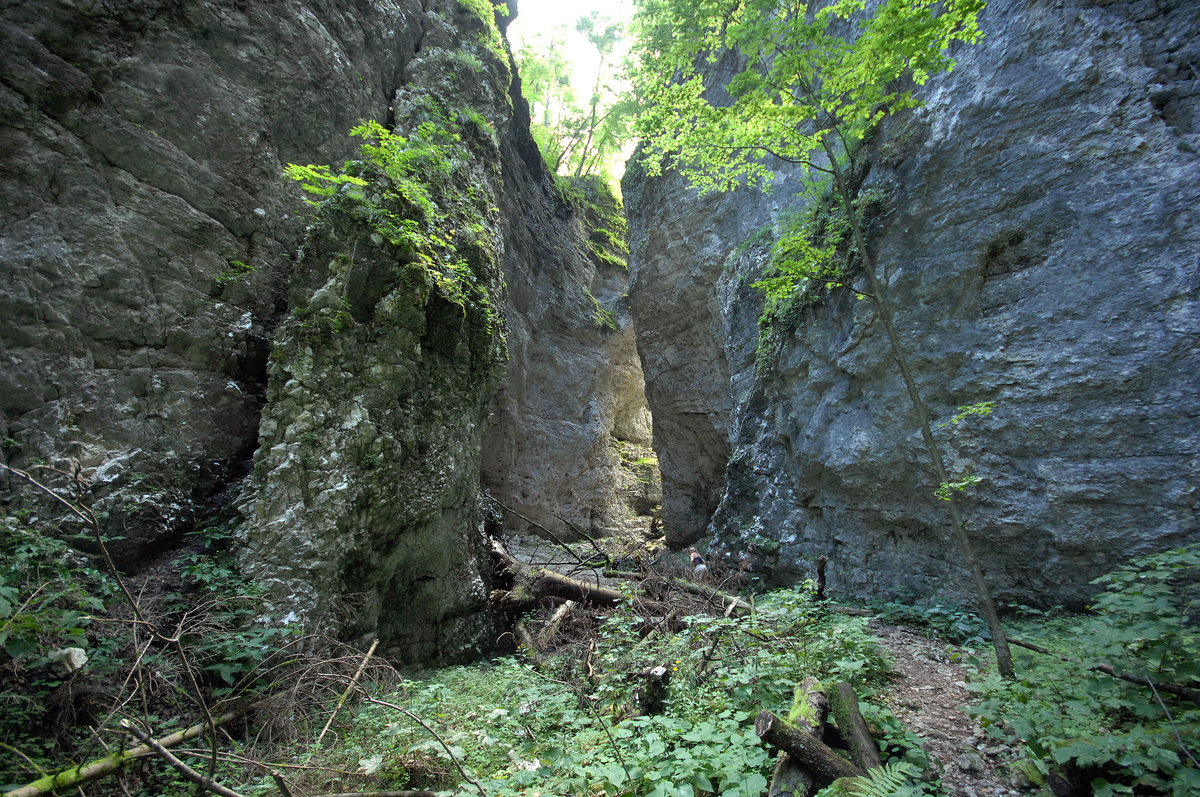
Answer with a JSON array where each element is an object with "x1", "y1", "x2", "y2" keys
[{"x1": 2, "y1": 0, "x2": 1197, "y2": 667}]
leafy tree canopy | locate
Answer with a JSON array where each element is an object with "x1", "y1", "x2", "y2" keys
[
  {"x1": 514, "y1": 12, "x2": 637, "y2": 182},
  {"x1": 631, "y1": 0, "x2": 985, "y2": 193}
]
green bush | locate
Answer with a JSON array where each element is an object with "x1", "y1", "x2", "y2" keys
[{"x1": 969, "y1": 545, "x2": 1200, "y2": 795}]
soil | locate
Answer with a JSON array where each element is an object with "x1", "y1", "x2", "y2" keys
[{"x1": 871, "y1": 622, "x2": 1030, "y2": 797}]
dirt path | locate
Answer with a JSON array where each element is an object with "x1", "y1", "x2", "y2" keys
[{"x1": 871, "y1": 623, "x2": 1026, "y2": 797}]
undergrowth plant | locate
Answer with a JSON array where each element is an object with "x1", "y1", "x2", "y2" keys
[
  {"x1": 299, "y1": 583, "x2": 930, "y2": 797},
  {"x1": 969, "y1": 545, "x2": 1200, "y2": 795},
  {"x1": 0, "y1": 464, "x2": 308, "y2": 795}
]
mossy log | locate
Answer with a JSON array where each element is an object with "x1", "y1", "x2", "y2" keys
[
  {"x1": 492, "y1": 539, "x2": 625, "y2": 605},
  {"x1": 4, "y1": 711, "x2": 239, "y2": 797},
  {"x1": 826, "y1": 681, "x2": 882, "y2": 772},
  {"x1": 771, "y1": 677, "x2": 829, "y2": 797},
  {"x1": 755, "y1": 710, "x2": 864, "y2": 784},
  {"x1": 604, "y1": 569, "x2": 754, "y2": 616}
]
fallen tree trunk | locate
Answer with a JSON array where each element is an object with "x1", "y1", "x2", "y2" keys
[
  {"x1": 826, "y1": 681, "x2": 882, "y2": 771},
  {"x1": 769, "y1": 753, "x2": 810, "y2": 797},
  {"x1": 604, "y1": 569, "x2": 754, "y2": 616},
  {"x1": 4, "y1": 711, "x2": 240, "y2": 797},
  {"x1": 770, "y1": 678, "x2": 829, "y2": 797},
  {"x1": 493, "y1": 539, "x2": 624, "y2": 606},
  {"x1": 538, "y1": 600, "x2": 576, "y2": 648},
  {"x1": 1009, "y1": 638, "x2": 1200, "y2": 705},
  {"x1": 124, "y1": 721, "x2": 246, "y2": 797},
  {"x1": 755, "y1": 710, "x2": 863, "y2": 784}
]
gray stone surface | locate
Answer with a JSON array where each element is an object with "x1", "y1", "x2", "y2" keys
[
  {"x1": 235, "y1": 0, "x2": 514, "y2": 661},
  {"x1": 0, "y1": 0, "x2": 423, "y2": 561},
  {"x1": 484, "y1": 176, "x2": 659, "y2": 542},
  {"x1": 626, "y1": 0, "x2": 1200, "y2": 605},
  {"x1": 1, "y1": 0, "x2": 656, "y2": 661}
]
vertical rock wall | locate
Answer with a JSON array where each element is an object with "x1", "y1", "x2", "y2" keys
[
  {"x1": 235, "y1": 0, "x2": 515, "y2": 661},
  {"x1": 626, "y1": 0, "x2": 1200, "y2": 605},
  {"x1": 0, "y1": 0, "x2": 423, "y2": 562},
  {"x1": 484, "y1": 173, "x2": 659, "y2": 542},
  {"x1": 1, "y1": 0, "x2": 656, "y2": 661}
]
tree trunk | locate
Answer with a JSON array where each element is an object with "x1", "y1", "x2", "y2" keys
[
  {"x1": 492, "y1": 539, "x2": 625, "y2": 606},
  {"x1": 4, "y1": 712, "x2": 239, "y2": 797},
  {"x1": 826, "y1": 681, "x2": 882, "y2": 771},
  {"x1": 537, "y1": 599, "x2": 576, "y2": 648},
  {"x1": 755, "y1": 710, "x2": 864, "y2": 784},
  {"x1": 821, "y1": 139, "x2": 1014, "y2": 679},
  {"x1": 604, "y1": 569, "x2": 754, "y2": 616}
]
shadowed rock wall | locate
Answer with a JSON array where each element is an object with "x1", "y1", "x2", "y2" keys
[
  {"x1": 625, "y1": 0, "x2": 1200, "y2": 606},
  {"x1": 484, "y1": 175, "x2": 658, "y2": 543},
  {"x1": 2, "y1": 0, "x2": 655, "y2": 661},
  {"x1": 0, "y1": 0, "x2": 424, "y2": 561}
]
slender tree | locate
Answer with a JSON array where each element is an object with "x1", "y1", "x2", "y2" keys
[
  {"x1": 632, "y1": 0, "x2": 1014, "y2": 677},
  {"x1": 514, "y1": 13, "x2": 635, "y2": 181}
]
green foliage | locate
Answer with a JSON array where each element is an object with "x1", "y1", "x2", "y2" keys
[
  {"x1": 215, "y1": 259, "x2": 257, "y2": 286},
  {"x1": 444, "y1": 0, "x2": 508, "y2": 66},
  {"x1": 934, "y1": 401, "x2": 996, "y2": 500},
  {"x1": 817, "y1": 761, "x2": 927, "y2": 797},
  {"x1": 751, "y1": 182, "x2": 886, "y2": 354},
  {"x1": 296, "y1": 586, "x2": 923, "y2": 795},
  {"x1": 938, "y1": 401, "x2": 996, "y2": 429},
  {"x1": 514, "y1": 12, "x2": 635, "y2": 182},
  {"x1": 632, "y1": 0, "x2": 985, "y2": 194},
  {"x1": 0, "y1": 518, "x2": 113, "y2": 667},
  {"x1": 969, "y1": 545, "x2": 1200, "y2": 794},
  {"x1": 282, "y1": 162, "x2": 369, "y2": 204},
  {"x1": 172, "y1": 525, "x2": 299, "y2": 692},
  {"x1": 933, "y1": 473, "x2": 982, "y2": 502},
  {"x1": 284, "y1": 106, "x2": 502, "y2": 331},
  {"x1": 870, "y1": 595, "x2": 989, "y2": 646}
]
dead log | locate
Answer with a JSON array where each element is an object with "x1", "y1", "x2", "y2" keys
[
  {"x1": 770, "y1": 678, "x2": 829, "y2": 797},
  {"x1": 755, "y1": 710, "x2": 864, "y2": 784},
  {"x1": 514, "y1": 620, "x2": 537, "y2": 655},
  {"x1": 626, "y1": 665, "x2": 670, "y2": 717},
  {"x1": 493, "y1": 539, "x2": 625, "y2": 606},
  {"x1": 537, "y1": 599, "x2": 576, "y2": 647},
  {"x1": 4, "y1": 711, "x2": 240, "y2": 797},
  {"x1": 604, "y1": 569, "x2": 754, "y2": 616},
  {"x1": 769, "y1": 752, "x2": 809, "y2": 797},
  {"x1": 826, "y1": 681, "x2": 882, "y2": 771},
  {"x1": 488, "y1": 588, "x2": 536, "y2": 614},
  {"x1": 124, "y1": 721, "x2": 246, "y2": 797}
]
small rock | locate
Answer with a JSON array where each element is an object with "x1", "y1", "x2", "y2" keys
[
  {"x1": 48, "y1": 647, "x2": 88, "y2": 676},
  {"x1": 956, "y1": 751, "x2": 986, "y2": 773}
]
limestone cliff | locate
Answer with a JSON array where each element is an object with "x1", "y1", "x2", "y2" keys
[
  {"x1": 1, "y1": 0, "x2": 424, "y2": 562},
  {"x1": 483, "y1": 176, "x2": 659, "y2": 543},
  {"x1": 625, "y1": 0, "x2": 1200, "y2": 606},
  {"x1": 1, "y1": 0, "x2": 652, "y2": 661}
]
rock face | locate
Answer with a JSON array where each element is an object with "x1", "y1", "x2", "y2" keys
[
  {"x1": 235, "y1": 0, "x2": 515, "y2": 661},
  {"x1": 484, "y1": 176, "x2": 659, "y2": 542},
  {"x1": 0, "y1": 0, "x2": 425, "y2": 562},
  {"x1": 2, "y1": 0, "x2": 655, "y2": 660},
  {"x1": 626, "y1": 0, "x2": 1200, "y2": 606}
]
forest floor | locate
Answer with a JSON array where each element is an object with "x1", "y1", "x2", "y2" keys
[{"x1": 871, "y1": 622, "x2": 1026, "y2": 797}]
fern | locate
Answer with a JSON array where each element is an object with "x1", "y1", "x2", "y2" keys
[{"x1": 817, "y1": 761, "x2": 927, "y2": 797}]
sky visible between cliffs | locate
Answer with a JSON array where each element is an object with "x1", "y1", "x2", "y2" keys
[{"x1": 509, "y1": 0, "x2": 635, "y2": 112}]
